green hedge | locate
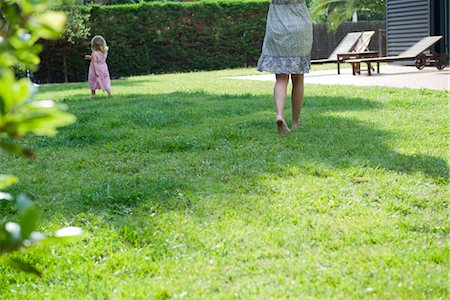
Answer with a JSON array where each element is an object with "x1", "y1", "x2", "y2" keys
[{"x1": 35, "y1": 0, "x2": 269, "y2": 83}]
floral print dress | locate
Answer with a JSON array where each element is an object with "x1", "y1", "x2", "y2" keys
[{"x1": 257, "y1": 0, "x2": 313, "y2": 74}]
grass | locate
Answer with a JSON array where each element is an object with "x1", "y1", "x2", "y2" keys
[{"x1": 0, "y1": 68, "x2": 449, "y2": 299}]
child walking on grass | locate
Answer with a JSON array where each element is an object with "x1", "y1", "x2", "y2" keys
[
  {"x1": 85, "y1": 35, "x2": 111, "y2": 98},
  {"x1": 257, "y1": 0, "x2": 313, "y2": 134}
]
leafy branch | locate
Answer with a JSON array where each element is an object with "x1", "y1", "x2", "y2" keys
[{"x1": 1, "y1": 0, "x2": 81, "y2": 275}]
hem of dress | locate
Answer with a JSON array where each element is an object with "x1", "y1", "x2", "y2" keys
[
  {"x1": 257, "y1": 55, "x2": 311, "y2": 74},
  {"x1": 88, "y1": 84, "x2": 111, "y2": 91},
  {"x1": 271, "y1": 0, "x2": 305, "y2": 4}
]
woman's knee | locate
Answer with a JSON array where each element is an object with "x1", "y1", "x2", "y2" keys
[
  {"x1": 276, "y1": 74, "x2": 289, "y2": 81},
  {"x1": 291, "y1": 74, "x2": 304, "y2": 81},
  {"x1": 291, "y1": 74, "x2": 304, "y2": 86}
]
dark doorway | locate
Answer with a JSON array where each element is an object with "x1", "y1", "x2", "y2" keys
[{"x1": 431, "y1": 0, "x2": 449, "y2": 57}]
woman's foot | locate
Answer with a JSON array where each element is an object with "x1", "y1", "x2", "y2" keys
[{"x1": 276, "y1": 119, "x2": 290, "y2": 135}]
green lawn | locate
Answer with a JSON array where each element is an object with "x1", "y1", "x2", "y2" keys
[{"x1": 1, "y1": 68, "x2": 449, "y2": 299}]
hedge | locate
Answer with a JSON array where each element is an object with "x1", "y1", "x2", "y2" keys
[{"x1": 35, "y1": 0, "x2": 269, "y2": 83}]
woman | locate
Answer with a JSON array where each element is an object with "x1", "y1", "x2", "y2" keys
[{"x1": 257, "y1": 0, "x2": 313, "y2": 134}]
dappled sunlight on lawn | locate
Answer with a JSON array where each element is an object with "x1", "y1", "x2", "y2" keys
[{"x1": 1, "y1": 69, "x2": 448, "y2": 299}]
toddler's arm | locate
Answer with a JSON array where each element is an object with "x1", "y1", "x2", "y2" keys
[
  {"x1": 91, "y1": 53, "x2": 99, "y2": 77},
  {"x1": 84, "y1": 55, "x2": 91, "y2": 61}
]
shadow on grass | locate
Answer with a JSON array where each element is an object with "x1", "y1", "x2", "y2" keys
[
  {"x1": 37, "y1": 78, "x2": 161, "y2": 93},
  {"x1": 38, "y1": 81, "x2": 87, "y2": 92},
  {"x1": 8, "y1": 90, "x2": 449, "y2": 218},
  {"x1": 111, "y1": 78, "x2": 162, "y2": 87}
]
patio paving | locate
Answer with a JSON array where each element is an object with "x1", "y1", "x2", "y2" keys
[{"x1": 229, "y1": 65, "x2": 450, "y2": 91}]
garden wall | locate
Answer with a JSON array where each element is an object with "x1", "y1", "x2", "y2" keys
[
  {"x1": 34, "y1": 1, "x2": 385, "y2": 83},
  {"x1": 313, "y1": 21, "x2": 386, "y2": 59}
]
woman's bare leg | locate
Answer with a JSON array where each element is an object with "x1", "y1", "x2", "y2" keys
[
  {"x1": 291, "y1": 74, "x2": 304, "y2": 129},
  {"x1": 274, "y1": 74, "x2": 290, "y2": 134}
]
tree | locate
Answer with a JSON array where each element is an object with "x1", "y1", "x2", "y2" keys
[
  {"x1": 311, "y1": 0, "x2": 386, "y2": 31},
  {"x1": 1, "y1": 0, "x2": 80, "y2": 275},
  {"x1": 57, "y1": 1, "x2": 91, "y2": 82}
]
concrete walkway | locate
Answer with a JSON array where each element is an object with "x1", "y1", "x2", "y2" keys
[{"x1": 229, "y1": 65, "x2": 450, "y2": 91}]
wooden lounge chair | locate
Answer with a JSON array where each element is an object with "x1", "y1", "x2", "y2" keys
[
  {"x1": 311, "y1": 31, "x2": 376, "y2": 74},
  {"x1": 353, "y1": 31, "x2": 375, "y2": 53},
  {"x1": 346, "y1": 36, "x2": 448, "y2": 75},
  {"x1": 335, "y1": 31, "x2": 379, "y2": 74}
]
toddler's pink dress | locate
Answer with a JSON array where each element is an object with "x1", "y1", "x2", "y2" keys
[{"x1": 88, "y1": 50, "x2": 110, "y2": 91}]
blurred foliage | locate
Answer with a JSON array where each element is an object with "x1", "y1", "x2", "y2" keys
[
  {"x1": 0, "y1": 0, "x2": 79, "y2": 276},
  {"x1": 311, "y1": 0, "x2": 386, "y2": 31}
]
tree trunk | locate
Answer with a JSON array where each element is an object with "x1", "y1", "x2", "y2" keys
[{"x1": 63, "y1": 54, "x2": 68, "y2": 83}]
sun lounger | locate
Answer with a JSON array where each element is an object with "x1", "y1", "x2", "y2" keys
[
  {"x1": 353, "y1": 31, "x2": 376, "y2": 53},
  {"x1": 311, "y1": 31, "x2": 376, "y2": 74},
  {"x1": 346, "y1": 36, "x2": 448, "y2": 75}
]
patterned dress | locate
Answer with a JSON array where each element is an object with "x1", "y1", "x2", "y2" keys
[
  {"x1": 88, "y1": 50, "x2": 111, "y2": 91},
  {"x1": 257, "y1": 0, "x2": 313, "y2": 74}
]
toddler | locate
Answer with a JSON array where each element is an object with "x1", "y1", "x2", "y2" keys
[{"x1": 85, "y1": 35, "x2": 111, "y2": 98}]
